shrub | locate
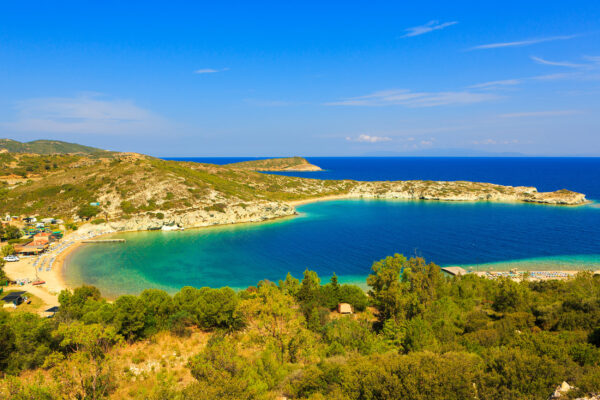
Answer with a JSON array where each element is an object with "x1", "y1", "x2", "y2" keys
[{"x1": 77, "y1": 204, "x2": 100, "y2": 220}]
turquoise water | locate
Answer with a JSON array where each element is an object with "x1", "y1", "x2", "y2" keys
[{"x1": 65, "y1": 199, "x2": 600, "y2": 297}]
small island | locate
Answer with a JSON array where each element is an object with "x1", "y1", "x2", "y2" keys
[{"x1": 226, "y1": 156, "x2": 323, "y2": 171}]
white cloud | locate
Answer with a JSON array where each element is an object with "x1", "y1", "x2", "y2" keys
[
  {"x1": 500, "y1": 110, "x2": 583, "y2": 118},
  {"x1": 402, "y1": 20, "x2": 458, "y2": 38},
  {"x1": 531, "y1": 72, "x2": 577, "y2": 81},
  {"x1": 346, "y1": 134, "x2": 392, "y2": 143},
  {"x1": 1, "y1": 94, "x2": 167, "y2": 135},
  {"x1": 530, "y1": 56, "x2": 587, "y2": 68},
  {"x1": 468, "y1": 35, "x2": 576, "y2": 50},
  {"x1": 471, "y1": 139, "x2": 521, "y2": 145},
  {"x1": 194, "y1": 68, "x2": 228, "y2": 74},
  {"x1": 469, "y1": 79, "x2": 522, "y2": 89},
  {"x1": 326, "y1": 89, "x2": 498, "y2": 107},
  {"x1": 584, "y1": 56, "x2": 600, "y2": 64}
]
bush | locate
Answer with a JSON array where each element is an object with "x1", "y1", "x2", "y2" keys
[
  {"x1": 91, "y1": 218, "x2": 106, "y2": 225},
  {"x1": 77, "y1": 204, "x2": 100, "y2": 220},
  {"x1": 339, "y1": 284, "x2": 369, "y2": 311},
  {"x1": 120, "y1": 201, "x2": 136, "y2": 214}
]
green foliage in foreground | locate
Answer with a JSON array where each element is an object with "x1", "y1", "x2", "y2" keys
[{"x1": 1, "y1": 254, "x2": 600, "y2": 399}]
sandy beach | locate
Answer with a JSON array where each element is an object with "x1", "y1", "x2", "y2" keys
[
  {"x1": 4, "y1": 193, "x2": 598, "y2": 311},
  {"x1": 3, "y1": 229, "x2": 114, "y2": 311}
]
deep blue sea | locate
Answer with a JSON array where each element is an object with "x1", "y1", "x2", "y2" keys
[
  {"x1": 65, "y1": 158, "x2": 600, "y2": 296},
  {"x1": 169, "y1": 157, "x2": 600, "y2": 200}
]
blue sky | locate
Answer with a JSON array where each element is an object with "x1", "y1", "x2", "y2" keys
[{"x1": 1, "y1": 1, "x2": 599, "y2": 156}]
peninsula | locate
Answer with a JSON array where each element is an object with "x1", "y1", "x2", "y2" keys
[{"x1": 0, "y1": 140, "x2": 588, "y2": 235}]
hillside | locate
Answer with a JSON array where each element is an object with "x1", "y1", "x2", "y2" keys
[
  {"x1": 0, "y1": 139, "x2": 109, "y2": 155},
  {"x1": 226, "y1": 156, "x2": 322, "y2": 171},
  {"x1": 1, "y1": 257, "x2": 600, "y2": 399},
  {"x1": 0, "y1": 149, "x2": 588, "y2": 231}
]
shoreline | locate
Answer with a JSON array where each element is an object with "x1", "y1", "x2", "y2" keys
[
  {"x1": 4, "y1": 230, "x2": 116, "y2": 309},
  {"x1": 7, "y1": 195, "x2": 598, "y2": 308}
]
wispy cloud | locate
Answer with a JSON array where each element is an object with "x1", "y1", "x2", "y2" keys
[
  {"x1": 584, "y1": 55, "x2": 600, "y2": 64},
  {"x1": 326, "y1": 89, "x2": 498, "y2": 107},
  {"x1": 1, "y1": 94, "x2": 167, "y2": 135},
  {"x1": 346, "y1": 134, "x2": 392, "y2": 143},
  {"x1": 530, "y1": 56, "x2": 587, "y2": 68},
  {"x1": 194, "y1": 68, "x2": 228, "y2": 74},
  {"x1": 243, "y1": 99, "x2": 290, "y2": 107},
  {"x1": 401, "y1": 20, "x2": 458, "y2": 38},
  {"x1": 471, "y1": 138, "x2": 520, "y2": 145},
  {"x1": 531, "y1": 72, "x2": 577, "y2": 81},
  {"x1": 468, "y1": 34, "x2": 576, "y2": 50},
  {"x1": 500, "y1": 110, "x2": 583, "y2": 118},
  {"x1": 469, "y1": 79, "x2": 522, "y2": 89}
]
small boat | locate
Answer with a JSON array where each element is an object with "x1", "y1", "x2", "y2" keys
[
  {"x1": 161, "y1": 224, "x2": 184, "y2": 231},
  {"x1": 32, "y1": 280, "x2": 46, "y2": 286}
]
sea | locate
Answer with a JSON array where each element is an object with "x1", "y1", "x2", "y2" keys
[{"x1": 64, "y1": 157, "x2": 600, "y2": 297}]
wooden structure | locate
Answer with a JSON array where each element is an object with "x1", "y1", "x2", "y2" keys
[
  {"x1": 337, "y1": 303, "x2": 353, "y2": 314},
  {"x1": 441, "y1": 266, "x2": 468, "y2": 276}
]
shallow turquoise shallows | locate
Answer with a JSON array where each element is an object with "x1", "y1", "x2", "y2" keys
[{"x1": 64, "y1": 199, "x2": 600, "y2": 297}]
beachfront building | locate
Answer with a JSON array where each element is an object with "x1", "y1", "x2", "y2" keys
[
  {"x1": 33, "y1": 232, "x2": 53, "y2": 243},
  {"x1": 14, "y1": 241, "x2": 48, "y2": 256},
  {"x1": 2, "y1": 291, "x2": 26, "y2": 307}
]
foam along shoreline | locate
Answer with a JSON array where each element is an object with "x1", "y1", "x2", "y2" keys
[
  {"x1": 53, "y1": 193, "x2": 593, "y2": 293},
  {"x1": 13, "y1": 190, "x2": 592, "y2": 308}
]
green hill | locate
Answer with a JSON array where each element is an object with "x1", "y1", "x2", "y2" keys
[{"x1": 0, "y1": 139, "x2": 109, "y2": 155}]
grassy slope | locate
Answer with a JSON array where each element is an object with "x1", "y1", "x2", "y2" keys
[
  {"x1": 0, "y1": 150, "x2": 586, "y2": 221},
  {"x1": 0, "y1": 139, "x2": 109, "y2": 155},
  {"x1": 0, "y1": 153, "x2": 352, "y2": 219}
]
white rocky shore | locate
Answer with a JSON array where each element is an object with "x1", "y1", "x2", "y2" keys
[
  {"x1": 348, "y1": 180, "x2": 588, "y2": 205},
  {"x1": 77, "y1": 179, "x2": 588, "y2": 235},
  {"x1": 78, "y1": 201, "x2": 296, "y2": 234}
]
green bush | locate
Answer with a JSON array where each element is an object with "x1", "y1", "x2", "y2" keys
[{"x1": 77, "y1": 204, "x2": 100, "y2": 220}]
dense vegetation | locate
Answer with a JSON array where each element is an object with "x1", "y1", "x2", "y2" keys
[{"x1": 1, "y1": 254, "x2": 599, "y2": 399}]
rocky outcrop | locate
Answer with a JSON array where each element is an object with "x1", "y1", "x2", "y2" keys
[
  {"x1": 79, "y1": 202, "x2": 296, "y2": 234},
  {"x1": 346, "y1": 180, "x2": 588, "y2": 205},
  {"x1": 226, "y1": 157, "x2": 322, "y2": 171},
  {"x1": 78, "y1": 179, "x2": 587, "y2": 235}
]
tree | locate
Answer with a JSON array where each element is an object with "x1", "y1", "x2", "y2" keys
[
  {"x1": 0, "y1": 320, "x2": 15, "y2": 372},
  {"x1": 57, "y1": 285, "x2": 104, "y2": 321},
  {"x1": 338, "y1": 284, "x2": 369, "y2": 311},
  {"x1": 242, "y1": 283, "x2": 306, "y2": 363},
  {"x1": 0, "y1": 259, "x2": 7, "y2": 286},
  {"x1": 139, "y1": 289, "x2": 175, "y2": 332},
  {"x1": 278, "y1": 272, "x2": 300, "y2": 297},
  {"x1": 3, "y1": 225, "x2": 21, "y2": 240},
  {"x1": 194, "y1": 287, "x2": 243, "y2": 331},
  {"x1": 2, "y1": 244, "x2": 15, "y2": 257},
  {"x1": 186, "y1": 337, "x2": 253, "y2": 399},
  {"x1": 113, "y1": 295, "x2": 146, "y2": 341},
  {"x1": 367, "y1": 254, "x2": 406, "y2": 323},
  {"x1": 297, "y1": 269, "x2": 321, "y2": 304},
  {"x1": 77, "y1": 204, "x2": 100, "y2": 220},
  {"x1": 52, "y1": 322, "x2": 120, "y2": 400}
]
